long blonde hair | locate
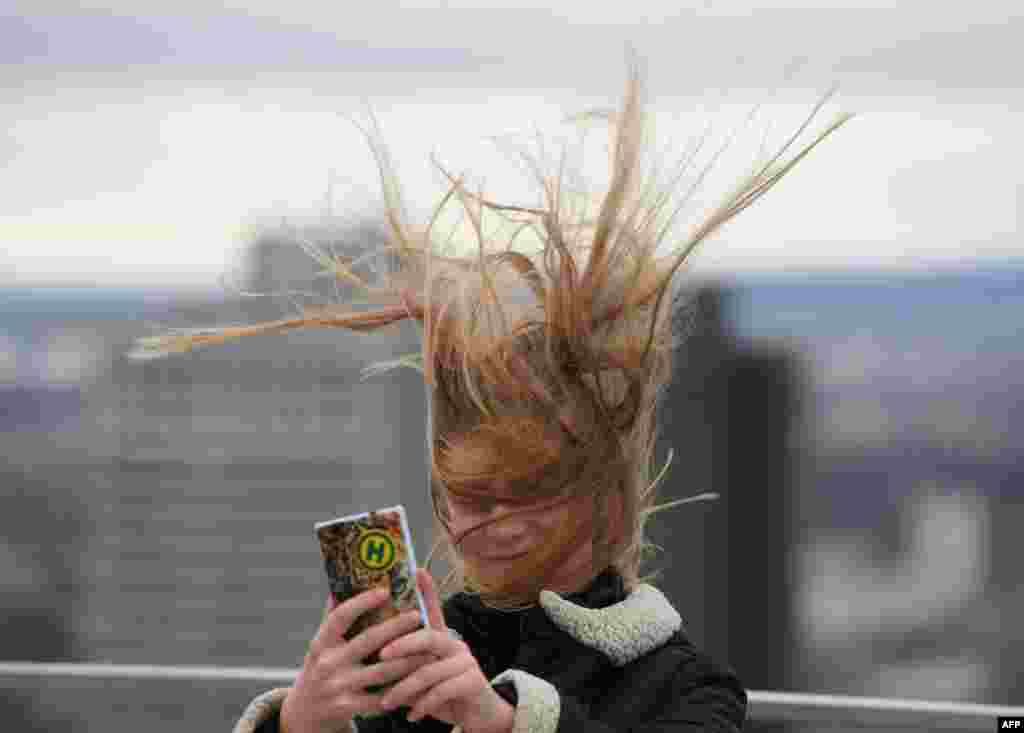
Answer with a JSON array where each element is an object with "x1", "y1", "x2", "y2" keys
[{"x1": 129, "y1": 47, "x2": 855, "y2": 610}]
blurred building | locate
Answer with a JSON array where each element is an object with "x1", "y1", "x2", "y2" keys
[{"x1": 655, "y1": 286, "x2": 801, "y2": 733}]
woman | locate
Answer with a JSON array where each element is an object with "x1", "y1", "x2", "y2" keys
[{"x1": 131, "y1": 48, "x2": 854, "y2": 733}]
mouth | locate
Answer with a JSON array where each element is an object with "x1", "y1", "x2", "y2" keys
[{"x1": 481, "y1": 551, "x2": 529, "y2": 562}]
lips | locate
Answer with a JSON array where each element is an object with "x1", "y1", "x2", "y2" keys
[{"x1": 482, "y1": 551, "x2": 529, "y2": 561}]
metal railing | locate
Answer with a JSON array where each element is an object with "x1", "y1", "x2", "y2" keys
[{"x1": 1, "y1": 661, "x2": 1020, "y2": 731}]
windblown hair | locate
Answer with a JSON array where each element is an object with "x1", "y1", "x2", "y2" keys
[{"x1": 129, "y1": 50, "x2": 855, "y2": 610}]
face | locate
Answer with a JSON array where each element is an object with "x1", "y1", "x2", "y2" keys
[{"x1": 445, "y1": 479, "x2": 623, "y2": 595}]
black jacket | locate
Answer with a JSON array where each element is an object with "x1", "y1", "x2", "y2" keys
[{"x1": 233, "y1": 568, "x2": 746, "y2": 733}]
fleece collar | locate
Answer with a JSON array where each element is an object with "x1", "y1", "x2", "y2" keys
[
  {"x1": 448, "y1": 568, "x2": 683, "y2": 667},
  {"x1": 537, "y1": 581, "x2": 683, "y2": 666}
]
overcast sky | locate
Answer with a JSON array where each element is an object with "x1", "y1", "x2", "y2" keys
[{"x1": 2, "y1": 1, "x2": 1021, "y2": 287}]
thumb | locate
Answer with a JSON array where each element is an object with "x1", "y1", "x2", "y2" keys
[{"x1": 417, "y1": 569, "x2": 447, "y2": 631}]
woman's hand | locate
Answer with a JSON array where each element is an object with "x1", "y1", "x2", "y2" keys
[
  {"x1": 281, "y1": 587, "x2": 435, "y2": 733},
  {"x1": 376, "y1": 569, "x2": 513, "y2": 732}
]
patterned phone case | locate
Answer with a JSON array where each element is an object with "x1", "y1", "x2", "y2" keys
[{"x1": 314, "y1": 505, "x2": 428, "y2": 693}]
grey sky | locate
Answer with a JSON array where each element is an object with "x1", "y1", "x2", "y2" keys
[
  {"x1": 1, "y1": 9, "x2": 500, "y2": 71},
  {"x1": 4, "y1": 3, "x2": 1022, "y2": 92},
  {"x1": 2, "y1": 2, "x2": 1021, "y2": 286}
]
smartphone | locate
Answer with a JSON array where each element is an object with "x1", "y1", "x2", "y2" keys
[{"x1": 314, "y1": 505, "x2": 429, "y2": 693}]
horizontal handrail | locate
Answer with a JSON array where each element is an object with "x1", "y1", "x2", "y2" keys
[
  {"x1": 0, "y1": 662, "x2": 298, "y2": 683},
  {"x1": 747, "y1": 690, "x2": 1021, "y2": 731},
  {"x1": 1, "y1": 662, "x2": 1020, "y2": 730}
]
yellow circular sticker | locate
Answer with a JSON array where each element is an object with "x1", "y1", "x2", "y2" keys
[{"x1": 356, "y1": 530, "x2": 397, "y2": 572}]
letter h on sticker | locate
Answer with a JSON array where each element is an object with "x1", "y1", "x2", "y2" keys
[{"x1": 367, "y1": 540, "x2": 386, "y2": 563}]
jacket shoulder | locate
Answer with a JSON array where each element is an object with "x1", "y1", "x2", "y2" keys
[{"x1": 659, "y1": 630, "x2": 748, "y2": 723}]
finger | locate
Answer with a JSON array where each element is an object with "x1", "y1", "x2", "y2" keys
[
  {"x1": 320, "y1": 594, "x2": 338, "y2": 627},
  {"x1": 316, "y1": 594, "x2": 338, "y2": 639},
  {"x1": 324, "y1": 609, "x2": 424, "y2": 669},
  {"x1": 380, "y1": 654, "x2": 473, "y2": 710},
  {"x1": 348, "y1": 652, "x2": 435, "y2": 692},
  {"x1": 407, "y1": 667, "x2": 479, "y2": 722},
  {"x1": 417, "y1": 570, "x2": 446, "y2": 631},
  {"x1": 381, "y1": 623, "x2": 465, "y2": 661},
  {"x1": 311, "y1": 586, "x2": 389, "y2": 657}
]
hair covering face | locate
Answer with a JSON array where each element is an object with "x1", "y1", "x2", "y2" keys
[{"x1": 129, "y1": 48, "x2": 856, "y2": 609}]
